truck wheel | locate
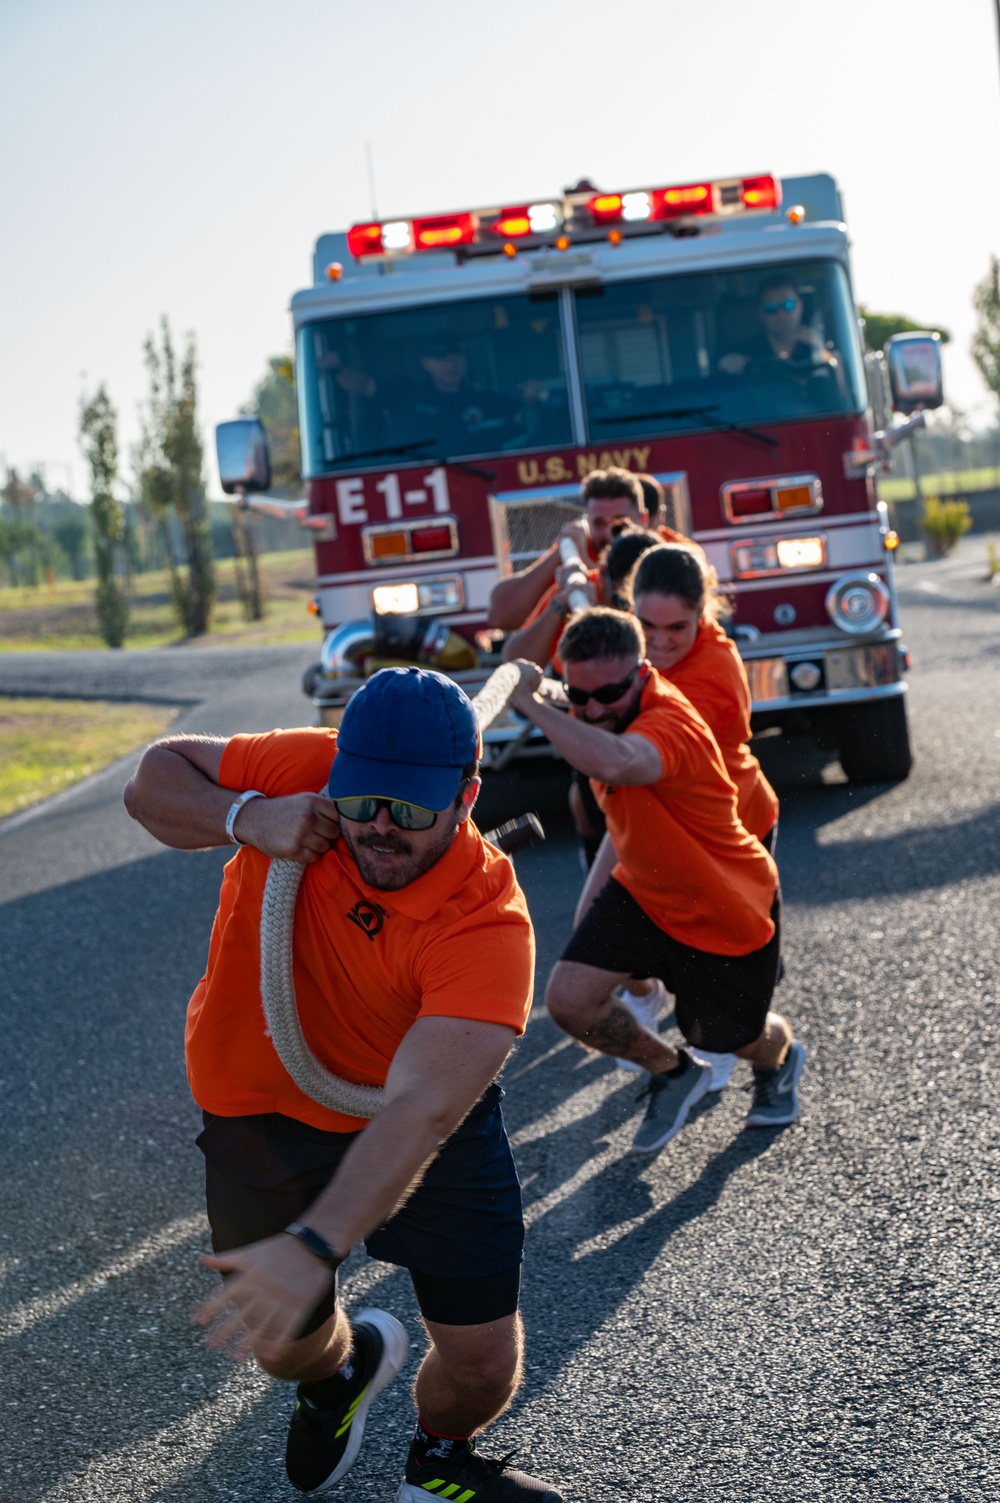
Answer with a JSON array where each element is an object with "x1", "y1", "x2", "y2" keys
[
  {"x1": 301, "y1": 662, "x2": 324, "y2": 698},
  {"x1": 836, "y1": 696, "x2": 913, "y2": 784}
]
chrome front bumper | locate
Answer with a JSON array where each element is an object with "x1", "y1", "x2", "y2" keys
[{"x1": 745, "y1": 634, "x2": 906, "y2": 713}]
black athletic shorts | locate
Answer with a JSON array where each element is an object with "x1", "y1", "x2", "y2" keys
[
  {"x1": 560, "y1": 878, "x2": 782, "y2": 1053},
  {"x1": 197, "y1": 1082, "x2": 523, "y2": 1332}
]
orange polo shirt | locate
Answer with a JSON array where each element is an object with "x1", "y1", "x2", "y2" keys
[
  {"x1": 594, "y1": 673, "x2": 777, "y2": 956},
  {"x1": 664, "y1": 619, "x2": 778, "y2": 841},
  {"x1": 185, "y1": 727, "x2": 535, "y2": 1132}
]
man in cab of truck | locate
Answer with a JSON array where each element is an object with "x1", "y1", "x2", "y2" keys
[
  {"x1": 718, "y1": 273, "x2": 843, "y2": 380},
  {"x1": 329, "y1": 331, "x2": 549, "y2": 458}
]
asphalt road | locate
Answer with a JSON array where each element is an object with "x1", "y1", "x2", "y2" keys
[{"x1": 1, "y1": 546, "x2": 997, "y2": 1503}]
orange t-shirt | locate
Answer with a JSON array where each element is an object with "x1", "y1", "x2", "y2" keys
[
  {"x1": 185, "y1": 727, "x2": 535, "y2": 1132},
  {"x1": 594, "y1": 673, "x2": 777, "y2": 955},
  {"x1": 664, "y1": 619, "x2": 778, "y2": 841}
]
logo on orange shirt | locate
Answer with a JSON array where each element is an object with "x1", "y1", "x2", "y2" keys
[{"x1": 347, "y1": 900, "x2": 389, "y2": 939}]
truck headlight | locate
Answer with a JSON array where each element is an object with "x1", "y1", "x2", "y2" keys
[
  {"x1": 371, "y1": 576, "x2": 464, "y2": 616},
  {"x1": 731, "y1": 534, "x2": 826, "y2": 578},
  {"x1": 825, "y1": 572, "x2": 890, "y2": 635},
  {"x1": 372, "y1": 582, "x2": 420, "y2": 614}
]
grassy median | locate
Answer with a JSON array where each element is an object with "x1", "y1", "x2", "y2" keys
[
  {"x1": 0, "y1": 697, "x2": 178, "y2": 820},
  {"x1": 0, "y1": 548, "x2": 321, "y2": 651}
]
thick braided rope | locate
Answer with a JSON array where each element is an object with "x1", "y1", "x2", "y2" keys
[{"x1": 258, "y1": 662, "x2": 531, "y2": 1117}]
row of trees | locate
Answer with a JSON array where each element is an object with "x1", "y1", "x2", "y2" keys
[
  {"x1": 72, "y1": 321, "x2": 215, "y2": 646},
  {"x1": 2, "y1": 320, "x2": 306, "y2": 649}
]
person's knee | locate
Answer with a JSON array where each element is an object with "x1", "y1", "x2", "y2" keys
[
  {"x1": 545, "y1": 967, "x2": 589, "y2": 1034},
  {"x1": 430, "y1": 1316, "x2": 523, "y2": 1398}
]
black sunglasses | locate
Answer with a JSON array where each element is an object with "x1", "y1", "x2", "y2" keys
[
  {"x1": 333, "y1": 796, "x2": 438, "y2": 831},
  {"x1": 563, "y1": 665, "x2": 639, "y2": 707}
]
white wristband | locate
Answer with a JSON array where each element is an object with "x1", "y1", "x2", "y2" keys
[{"x1": 225, "y1": 789, "x2": 265, "y2": 845}]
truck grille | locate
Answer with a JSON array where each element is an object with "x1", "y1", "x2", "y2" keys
[{"x1": 492, "y1": 495, "x2": 584, "y2": 569}]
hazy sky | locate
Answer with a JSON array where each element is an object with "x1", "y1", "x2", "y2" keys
[{"x1": 2, "y1": 0, "x2": 999, "y2": 497}]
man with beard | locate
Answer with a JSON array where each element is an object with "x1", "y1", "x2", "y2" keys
[
  {"x1": 506, "y1": 609, "x2": 805, "y2": 1154},
  {"x1": 123, "y1": 668, "x2": 562, "y2": 1503}
]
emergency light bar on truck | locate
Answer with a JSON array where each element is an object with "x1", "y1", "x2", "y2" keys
[{"x1": 343, "y1": 174, "x2": 781, "y2": 264}]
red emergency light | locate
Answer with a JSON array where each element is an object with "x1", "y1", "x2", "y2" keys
[
  {"x1": 585, "y1": 176, "x2": 777, "y2": 227},
  {"x1": 654, "y1": 183, "x2": 713, "y2": 219},
  {"x1": 492, "y1": 208, "x2": 533, "y2": 237},
  {"x1": 345, "y1": 174, "x2": 780, "y2": 261},
  {"x1": 588, "y1": 193, "x2": 625, "y2": 222},
  {"x1": 346, "y1": 221, "x2": 386, "y2": 258},
  {"x1": 412, "y1": 212, "x2": 476, "y2": 250},
  {"x1": 741, "y1": 175, "x2": 780, "y2": 211}
]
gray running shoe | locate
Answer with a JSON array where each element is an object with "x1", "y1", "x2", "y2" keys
[
  {"x1": 630, "y1": 1053, "x2": 713, "y2": 1153},
  {"x1": 745, "y1": 1040, "x2": 807, "y2": 1127}
]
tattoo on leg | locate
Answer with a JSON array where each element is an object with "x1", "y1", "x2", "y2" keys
[{"x1": 581, "y1": 1002, "x2": 672, "y2": 1067}]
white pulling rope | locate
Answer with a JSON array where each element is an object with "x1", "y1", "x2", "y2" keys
[
  {"x1": 259, "y1": 662, "x2": 534, "y2": 1118},
  {"x1": 557, "y1": 535, "x2": 593, "y2": 616}
]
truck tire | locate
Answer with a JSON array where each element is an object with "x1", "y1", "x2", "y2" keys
[
  {"x1": 836, "y1": 696, "x2": 913, "y2": 784},
  {"x1": 301, "y1": 661, "x2": 323, "y2": 698}
]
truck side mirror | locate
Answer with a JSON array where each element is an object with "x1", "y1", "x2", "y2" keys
[
  {"x1": 216, "y1": 418, "x2": 272, "y2": 494},
  {"x1": 884, "y1": 332, "x2": 943, "y2": 415}
]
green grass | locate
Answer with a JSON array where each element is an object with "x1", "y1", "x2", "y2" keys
[
  {"x1": 0, "y1": 697, "x2": 179, "y2": 819},
  {"x1": 878, "y1": 467, "x2": 1000, "y2": 503},
  {"x1": 0, "y1": 548, "x2": 322, "y2": 652}
]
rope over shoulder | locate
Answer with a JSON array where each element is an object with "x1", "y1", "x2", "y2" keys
[{"x1": 258, "y1": 660, "x2": 537, "y2": 1117}]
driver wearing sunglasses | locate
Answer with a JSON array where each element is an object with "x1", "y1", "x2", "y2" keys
[{"x1": 718, "y1": 274, "x2": 838, "y2": 376}]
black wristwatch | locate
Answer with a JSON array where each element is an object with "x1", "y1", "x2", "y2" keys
[{"x1": 283, "y1": 1222, "x2": 345, "y2": 1271}]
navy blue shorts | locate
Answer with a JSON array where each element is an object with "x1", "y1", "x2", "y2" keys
[
  {"x1": 561, "y1": 879, "x2": 782, "y2": 1053},
  {"x1": 197, "y1": 1082, "x2": 523, "y2": 1331}
]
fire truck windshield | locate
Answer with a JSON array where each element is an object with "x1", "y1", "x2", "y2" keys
[
  {"x1": 297, "y1": 290, "x2": 573, "y2": 475},
  {"x1": 575, "y1": 259, "x2": 866, "y2": 440}
]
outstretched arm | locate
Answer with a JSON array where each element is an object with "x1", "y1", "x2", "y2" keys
[
  {"x1": 123, "y1": 735, "x2": 341, "y2": 864},
  {"x1": 508, "y1": 663, "x2": 662, "y2": 785},
  {"x1": 488, "y1": 543, "x2": 559, "y2": 630},
  {"x1": 195, "y1": 1014, "x2": 517, "y2": 1361}
]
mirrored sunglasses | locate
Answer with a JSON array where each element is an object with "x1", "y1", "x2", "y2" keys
[
  {"x1": 762, "y1": 297, "x2": 798, "y2": 314},
  {"x1": 563, "y1": 665, "x2": 639, "y2": 707},
  {"x1": 333, "y1": 796, "x2": 438, "y2": 831}
]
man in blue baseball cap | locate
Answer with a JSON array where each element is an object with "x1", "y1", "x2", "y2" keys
[
  {"x1": 124, "y1": 669, "x2": 562, "y2": 1503},
  {"x1": 327, "y1": 667, "x2": 483, "y2": 892}
]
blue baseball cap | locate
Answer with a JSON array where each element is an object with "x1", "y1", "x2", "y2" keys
[{"x1": 327, "y1": 667, "x2": 481, "y2": 812}]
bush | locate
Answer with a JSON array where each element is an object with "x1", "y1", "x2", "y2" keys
[
  {"x1": 921, "y1": 497, "x2": 972, "y2": 558},
  {"x1": 986, "y1": 536, "x2": 1000, "y2": 582}
]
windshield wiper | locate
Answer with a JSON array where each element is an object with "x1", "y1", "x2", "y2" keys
[
  {"x1": 597, "y1": 404, "x2": 721, "y2": 425},
  {"x1": 338, "y1": 437, "x2": 495, "y2": 480},
  {"x1": 597, "y1": 404, "x2": 779, "y2": 450},
  {"x1": 341, "y1": 439, "x2": 439, "y2": 462}
]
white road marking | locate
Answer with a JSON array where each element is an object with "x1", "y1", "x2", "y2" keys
[
  {"x1": 37, "y1": 1365, "x2": 271, "y2": 1502},
  {"x1": 0, "y1": 1213, "x2": 205, "y2": 1343}
]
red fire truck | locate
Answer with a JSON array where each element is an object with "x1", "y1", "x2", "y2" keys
[{"x1": 219, "y1": 170, "x2": 942, "y2": 782}]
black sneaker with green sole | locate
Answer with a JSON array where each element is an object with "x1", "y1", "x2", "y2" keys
[
  {"x1": 285, "y1": 1307, "x2": 408, "y2": 1494},
  {"x1": 396, "y1": 1443, "x2": 564, "y2": 1503}
]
